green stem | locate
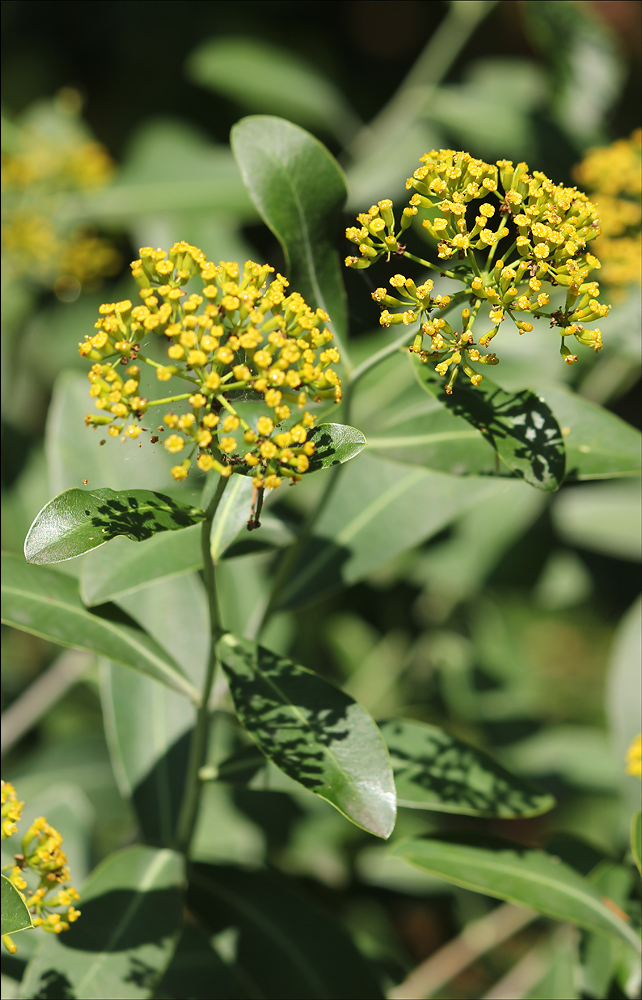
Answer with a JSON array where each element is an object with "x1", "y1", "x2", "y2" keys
[
  {"x1": 402, "y1": 251, "x2": 459, "y2": 279},
  {"x1": 349, "y1": 329, "x2": 416, "y2": 386},
  {"x1": 138, "y1": 353, "x2": 201, "y2": 385},
  {"x1": 173, "y1": 473, "x2": 228, "y2": 856}
]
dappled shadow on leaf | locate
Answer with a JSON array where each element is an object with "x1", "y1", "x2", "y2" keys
[
  {"x1": 418, "y1": 368, "x2": 565, "y2": 488},
  {"x1": 30, "y1": 970, "x2": 75, "y2": 1000},
  {"x1": 85, "y1": 492, "x2": 202, "y2": 543},
  {"x1": 383, "y1": 721, "x2": 551, "y2": 817},
  {"x1": 223, "y1": 646, "x2": 352, "y2": 792},
  {"x1": 123, "y1": 955, "x2": 158, "y2": 991}
]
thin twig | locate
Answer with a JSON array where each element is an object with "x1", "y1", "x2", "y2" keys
[{"x1": 388, "y1": 903, "x2": 538, "y2": 1000}]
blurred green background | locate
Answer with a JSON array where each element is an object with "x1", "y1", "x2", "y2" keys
[{"x1": 2, "y1": 2, "x2": 641, "y2": 997}]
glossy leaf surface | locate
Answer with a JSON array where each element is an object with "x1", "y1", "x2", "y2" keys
[
  {"x1": 231, "y1": 116, "x2": 349, "y2": 359},
  {"x1": 234, "y1": 424, "x2": 366, "y2": 479},
  {"x1": 379, "y1": 719, "x2": 555, "y2": 817},
  {"x1": 188, "y1": 863, "x2": 385, "y2": 999},
  {"x1": 1, "y1": 876, "x2": 33, "y2": 937},
  {"x1": 415, "y1": 360, "x2": 565, "y2": 491},
  {"x1": 391, "y1": 834, "x2": 641, "y2": 950},
  {"x1": 217, "y1": 634, "x2": 396, "y2": 838},
  {"x1": 1, "y1": 553, "x2": 199, "y2": 702},
  {"x1": 21, "y1": 846, "x2": 185, "y2": 1000},
  {"x1": 24, "y1": 488, "x2": 204, "y2": 565}
]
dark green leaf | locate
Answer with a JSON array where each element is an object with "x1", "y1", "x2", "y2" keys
[
  {"x1": 24, "y1": 488, "x2": 204, "y2": 565},
  {"x1": 538, "y1": 384, "x2": 642, "y2": 481},
  {"x1": 1, "y1": 553, "x2": 200, "y2": 702},
  {"x1": 581, "y1": 861, "x2": 636, "y2": 999},
  {"x1": 1, "y1": 876, "x2": 33, "y2": 937},
  {"x1": 186, "y1": 37, "x2": 358, "y2": 143},
  {"x1": 632, "y1": 812, "x2": 641, "y2": 877},
  {"x1": 217, "y1": 634, "x2": 396, "y2": 838},
  {"x1": 188, "y1": 863, "x2": 385, "y2": 999},
  {"x1": 231, "y1": 116, "x2": 349, "y2": 360},
  {"x1": 20, "y1": 846, "x2": 185, "y2": 1000},
  {"x1": 278, "y1": 453, "x2": 509, "y2": 610},
  {"x1": 379, "y1": 719, "x2": 555, "y2": 818},
  {"x1": 158, "y1": 923, "x2": 248, "y2": 1000},
  {"x1": 391, "y1": 834, "x2": 641, "y2": 950},
  {"x1": 415, "y1": 359, "x2": 566, "y2": 491},
  {"x1": 80, "y1": 525, "x2": 202, "y2": 607}
]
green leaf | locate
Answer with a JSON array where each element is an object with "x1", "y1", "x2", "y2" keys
[
  {"x1": 101, "y1": 574, "x2": 208, "y2": 845},
  {"x1": 20, "y1": 846, "x2": 185, "y2": 1000},
  {"x1": 632, "y1": 812, "x2": 642, "y2": 877},
  {"x1": 231, "y1": 116, "x2": 349, "y2": 361},
  {"x1": 186, "y1": 37, "x2": 358, "y2": 144},
  {"x1": 157, "y1": 923, "x2": 247, "y2": 1000},
  {"x1": 1, "y1": 553, "x2": 200, "y2": 702},
  {"x1": 538, "y1": 384, "x2": 642, "y2": 480},
  {"x1": 391, "y1": 834, "x2": 642, "y2": 950},
  {"x1": 80, "y1": 525, "x2": 202, "y2": 607},
  {"x1": 1, "y1": 876, "x2": 33, "y2": 937},
  {"x1": 188, "y1": 863, "x2": 385, "y2": 999},
  {"x1": 379, "y1": 719, "x2": 555, "y2": 818},
  {"x1": 217, "y1": 634, "x2": 396, "y2": 839},
  {"x1": 415, "y1": 359, "x2": 566, "y2": 491},
  {"x1": 581, "y1": 861, "x2": 637, "y2": 999},
  {"x1": 209, "y1": 474, "x2": 255, "y2": 562},
  {"x1": 552, "y1": 480, "x2": 641, "y2": 561},
  {"x1": 24, "y1": 487, "x2": 205, "y2": 565},
  {"x1": 278, "y1": 453, "x2": 510, "y2": 610}
]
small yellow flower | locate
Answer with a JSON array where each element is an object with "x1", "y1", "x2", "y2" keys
[{"x1": 626, "y1": 734, "x2": 642, "y2": 778}]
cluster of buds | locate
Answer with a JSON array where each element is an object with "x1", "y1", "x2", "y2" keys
[
  {"x1": 573, "y1": 129, "x2": 641, "y2": 288},
  {"x1": 346, "y1": 149, "x2": 609, "y2": 392},
  {"x1": 80, "y1": 244, "x2": 342, "y2": 488},
  {"x1": 1, "y1": 781, "x2": 80, "y2": 954}
]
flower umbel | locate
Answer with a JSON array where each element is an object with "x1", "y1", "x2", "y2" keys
[
  {"x1": 346, "y1": 149, "x2": 609, "y2": 392},
  {"x1": 80, "y1": 244, "x2": 342, "y2": 487},
  {"x1": 1, "y1": 781, "x2": 81, "y2": 954}
]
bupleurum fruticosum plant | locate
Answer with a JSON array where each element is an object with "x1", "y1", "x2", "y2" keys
[
  {"x1": 1, "y1": 780, "x2": 81, "y2": 954},
  {"x1": 346, "y1": 149, "x2": 610, "y2": 392},
  {"x1": 80, "y1": 244, "x2": 342, "y2": 487}
]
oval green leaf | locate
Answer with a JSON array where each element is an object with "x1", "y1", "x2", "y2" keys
[
  {"x1": 24, "y1": 488, "x2": 205, "y2": 565},
  {"x1": 632, "y1": 811, "x2": 642, "y2": 877},
  {"x1": 231, "y1": 115, "x2": 349, "y2": 361},
  {"x1": 188, "y1": 863, "x2": 384, "y2": 999},
  {"x1": 414, "y1": 359, "x2": 566, "y2": 491},
  {"x1": 379, "y1": 719, "x2": 555, "y2": 817},
  {"x1": 1, "y1": 553, "x2": 200, "y2": 702},
  {"x1": 234, "y1": 423, "x2": 366, "y2": 480},
  {"x1": 217, "y1": 634, "x2": 396, "y2": 838},
  {"x1": 391, "y1": 834, "x2": 641, "y2": 951},
  {"x1": 1, "y1": 875, "x2": 33, "y2": 937},
  {"x1": 20, "y1": 846, "x2": 185, "y2": 1000}
]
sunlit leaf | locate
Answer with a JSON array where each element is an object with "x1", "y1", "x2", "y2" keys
[
  {"x1": 391, "y1": 834, "x2": 642, "y2": 950},
  {"x1": 217, "y1": 634, "x2": 396, "y2": 838},
  {"x1": 379, "y1": 719, "x2": 555, "y2": 817},
  {"x1": 234, "y1": 424, "x2": 366, "y2": 479},
  {"x1": 231, "y1": 116, "x2": 349, "y2": 360},
  {"x1": 415, "y1": 359, "x2": 565, "y2": 491},
  {"x1": 1, "y1": 876, "x2": 33, "y2": 938},
  {"x1": 24, "y1": 488, "x2": 204, "y2": 565},
  {"x1": 20, "y1": 846, "x2": 185, "y2": 1000}
]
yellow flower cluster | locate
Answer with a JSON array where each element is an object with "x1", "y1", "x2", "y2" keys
[
  {"x1": 1, "y1": 92, "x2": 119, "y2": 292},
  {"x1": 346, "y1": 149, "x2": 609, "y2": 392},
  {"x1": 81, "y1": 243, "x2": 342, "y2": 488},
  {"x1": 1, "y1": 782, "x2": 80, "y2": 955},
  {"x1": 574, "y1": 129, "x2": 641, "y2": 288}
]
